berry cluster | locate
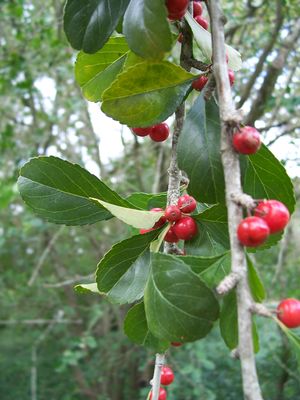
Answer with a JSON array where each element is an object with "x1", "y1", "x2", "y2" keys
[
  {"x1": 277, "y1": 298, "x2": 300, "y2": 329},
  {"x1": 237, "y1": 200, "x2": 290, "y2": 247},
  {"x1": 131, "y1": 123, "x2": 170, "y2": 143},
  {"x1": 149, "y1": 366, "x2": 175, "y2": 400},
  {"x1": 140, "y1": 194, "x2": 198, "y2": 243}
]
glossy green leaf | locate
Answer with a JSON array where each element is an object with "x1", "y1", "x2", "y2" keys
[
  {"x1": 124, "y1": 302, "x2": 169, "y2": 352},
  {"x1": 75, "y1": 37, "x2": 129, "y2": 102},
  {"x1": 220, "y1": 291, "x2": 238, "y2": 350},
  {"x1": 244, "y1": 144, "x2": 295, "y2": 250},
  {"x1": 96, "y1": 230, "x2": 159, "y2": 304},
  {"x1": 126, "y1": 192, "x2": 167, "y2": 210},
  {"x1": 220, "y1": 290, "x2": 259, "y2": 352},
  {"x1": 247, "y1": 256, "x2": 266, "y2": 303},
  {"x1": 91, "y1": 198, "x2": 164, "y2": 229},
  {"x1": 244, "y1": 144, "x2": 295, "y2": 214},
  {"x1": 185, "y1": 205, "x2": 230, "y2": 256},
  {"x1": 179, "y1": 252, "x2": 230, "y2": 288},
  {"x1": 63, "y1": 0, "x2": 130, "y2": 53},
  {"x1": 17, "y1": 156, "x2": 134, "y2": 225},
  {"x1": 144, "y1": 252, "x2": 219, "y2": 342},
  {"x1": 277, "y1": 322, "x2": 300, "y2": 371},
  {"x1": 123, "y1": 0, "x2": 172, "y2": 59},
  {"x1": 178, "y1": 94, "x2": 225, "y2": 204},
  {"x1": 101, "y1": 61, "x2": 195, "y2": 127},
  {"x1": 185, "y1": 12, "x2": 242, "y2": 71}
]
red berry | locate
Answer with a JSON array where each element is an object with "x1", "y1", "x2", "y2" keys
[
  {"x1": 237, "y1": 216, "x2": 270, "y2": 247},
  {"x1": 173, "y1": 217, "x2": 198, "y2": 241},
  {"x1": 254, "y1": 200, "x2": 290, "y2": 234},
  {"x1": 228, "y1": 69, "x2": 235, "y2": 86},
  {"x1": 192, "y1": 75, "x2": 208, "y2": 91},
  {"x1": 194, "y1": 15, "x2": 209, "y2": 30},
  {"x1": 149, "y1": 123, "x2": 170, "y2": 142},
  {"x1": 277, "y1": 298, "x2": 300, "y2": 329},
  {"x1": 177, "y1": 194, "x2": 197, "y2": 213},
  {"x1": 132, "y1": 127, "x2": 153, "y2": 137},
  {"x1": 139, "y1": 228, "x2": 154, "y2": 234},
  {"x1": 151, "y1": 207, "x2": 167, "y2": 228},
  {"x1": 164, "y1": 227, "x2": 179, "y2": 243},
  {"x1": 171, "y1": 342, "x2": 182, "y2": 347},
  {"x1": 168, "y1": 11, "x2": 186, "y2": 20},
  {"x1": 160, "y1": 366, "x2": 174, "y2": 386},
  {"x1": 166, "y1": 0, "x2": 188, "y2": 20},
  {"x1": 232, "y1": 126, "x2": 261, "y2": 155},
  {"x1": 150, "y1": 387, "x2": 167, "y2": 400},
  {"x1": 193, "y1": 1, "x2": 203, "y2": 17},
  {"x1": 164, "y1": 205, "x2": 182, "y2": 222}
]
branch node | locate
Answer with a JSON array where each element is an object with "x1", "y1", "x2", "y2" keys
[
  {"x1": 216, "y1": 272, "x2": 240, "y2": 295},
  {"x1": 231, "y1": 192, "x2": 256, "y2": 209}
]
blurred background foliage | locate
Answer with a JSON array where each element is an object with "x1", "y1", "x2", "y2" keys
[{"x1": 0, "y1": 0, "x2": 300, "y2": 399}]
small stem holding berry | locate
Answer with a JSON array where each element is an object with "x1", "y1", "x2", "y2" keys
[{"x1": 250, "y1": 303, "x2": 274, "y2": 319}]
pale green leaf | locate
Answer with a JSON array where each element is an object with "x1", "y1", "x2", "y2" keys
[
  {"x1": 101, "y1": 60, "x2": 195, "y2": 127},
  {"x1": 185, "y1": 12, "x2": 242, "y2": 71},
  {"x1": 90, "y1": 198, "x2": 164, "y2": 229},
  {"x1": 75, "y1": 37, "x2": 129, "y2": 102}
]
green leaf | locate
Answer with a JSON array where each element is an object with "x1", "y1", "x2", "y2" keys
[
  {"x1": 178, "y1": 96, "x2": 295, "y2": 253},
  {"x1": 220, "y1": 291, "x2": 238, "y2": 350},
  {"x1": 277, "y1": 325, "x2": 300, "y2": 371},
  {"x1": 247, "y1": 256, "x2": 266, "y2": 303},
  {"x1": 179, "y1": 252, "x2": 231, "y2": 288},
  {"x1": 123, "y1": 0, "x2": 172, "y2": 59},
  {"x1": 101, "y1": 61, "x2": 195, "y2": 127},
  {"x1": 91, "y1": 198, "x2": 164, "y2": 229},
  {"x1": 150, "y1": 224, "x2": 170, "y2": 253},
  {"x1": 63, "y1": 0, "x2": 130, "y2": 53},
  {"x1": 178, "y1": 94, "x2": 225, "y2": 204},
  {"x1": 96, "y1": 230, "x2": 160, "y2": 304},
  {"x1": 185, "y1": 204, "x2": 230, "y2": 256},
  {"x1": 75, "y1": 283, "x2": 100, "y2": 294},
  {"x1": 244, "y1": 144, "x2": 295, "y2": 250},
  {"x1": 75, "y1": 37, "x2": 129, "y2": 102},
  {"x1": 17, "y1": 156, "x2": 134, "y2": 226},
  {"x1": 144, "y1": 252, "x2": 219, "y2": 342},
  {"x1": 185, "y1": 12, "x2": 242, "y2": 71},
  {"x1": 126, "y1": 192, "x2": 167, "y2": 210},
  {"x1": 244, "y1": 144, "x2": 295, "y2": 214},
  {"x1": 124, "y1": 302, "x2": 169, "y2": 352},
  {"x1": 220, "y1": 290, "x2": 259, "y2": 352}
]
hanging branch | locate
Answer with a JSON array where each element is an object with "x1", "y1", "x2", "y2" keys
[
  {"x1": 208, "y1": 1, "x2": 264, "y2": 399},
  {"x1": 150, "y1": 6, "x2": 194, "y2": 400}
]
